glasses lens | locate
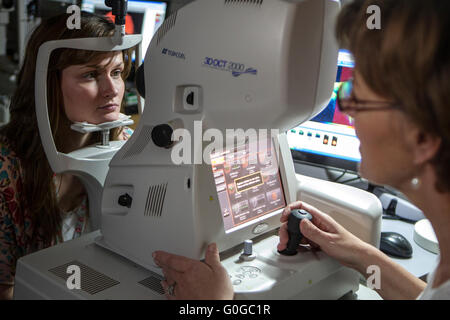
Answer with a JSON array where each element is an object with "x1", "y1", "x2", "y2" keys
[
  {"x1": 337, "y1": 80, "x2": 353, "y2": 112},
  {"x1": 341, "y1": 80, "x2": 353, "y2": 99}
]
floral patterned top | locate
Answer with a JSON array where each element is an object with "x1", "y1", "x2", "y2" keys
[{"x1": 0, "y1": 127, "x2": 133, "y2": 285}]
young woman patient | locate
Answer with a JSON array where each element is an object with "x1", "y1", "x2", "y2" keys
[{"x1": 0, "y1": 11, "x2": 134, "y2": 299}]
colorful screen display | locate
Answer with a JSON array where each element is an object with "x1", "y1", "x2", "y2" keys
[
  {"x1": 288, "y1": 50, "x2": 361, "y2": 170},
  {"x1": 210, "y1": 138, "x2": 286, "y2": 233}
]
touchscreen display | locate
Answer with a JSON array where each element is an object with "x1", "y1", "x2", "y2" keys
[{"x1": 210, "y1": 137, "x2": 286, "y2": 233}]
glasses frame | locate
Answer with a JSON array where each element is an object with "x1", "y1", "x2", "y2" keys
[{"x1": 336, "y1": 79, "x2": 401, "y2": 114}]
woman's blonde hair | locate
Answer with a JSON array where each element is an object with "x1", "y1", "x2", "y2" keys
[
  {"x1": 336, "y1": 0, "x2": 450, "y2": 192},
  {"x1": 1, "y1": 11, "x2": 133, "y2": 245}
]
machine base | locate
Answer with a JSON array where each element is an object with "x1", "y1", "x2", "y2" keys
[{"x1": 14, "y1": 231, "x2": 359, "y2": 300}]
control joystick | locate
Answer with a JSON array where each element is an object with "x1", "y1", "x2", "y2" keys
[{"x1": 278, "y1": 209, "x2": 313, "y2": 256}]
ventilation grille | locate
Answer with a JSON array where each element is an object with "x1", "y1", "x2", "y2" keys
[
  {"x1": 225, "y1": 0, "x2": 264, "y2": 6},
  {"x1": 48, "y1": 261, "x2": 120, "y2": 295},
  {"x1": 144, "y1": 183, "x2": 168, "y2": 217},
  {"x1": 156, "y1": 11, "x2": 178, "y2": 45},
  {"x1": 123, "y1": 125, "x2": 152, "y2": 159},
  {"x1": 138, "y1": 272, "x2": 165, "y2": 295}
]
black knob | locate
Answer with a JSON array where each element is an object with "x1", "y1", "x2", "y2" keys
[
  {"x1": 152, "y1": 124, "x2": 174, "y2": 148},
  {"x1": 118, "y1": 193, "x2": 132, "y2": 208},
  {"x1": 278, "y1": 209, "x2": 313, "y2": 256}
]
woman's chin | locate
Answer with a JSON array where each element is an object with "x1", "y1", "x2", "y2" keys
[
  {"x1": 103, "y1": 115, "x2": 120, "y2": 123},
  {"x1": 357, "y1": 162, "x2": 370, "y2": 181},
  {"x1": 95, "y1": 113, "x2": 120, "y2": 124},
  {"x1": 358, "y1": 164, "x2": 385, "y2": 186}
]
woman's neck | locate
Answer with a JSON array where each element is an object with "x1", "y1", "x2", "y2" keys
[
  {"x1": 55, "y1": 173, "x2": 86, "y2": 213},
  {"x1": 400, "y1": 171, "x2": 450, "y2": 287},
  {"x1": 55, "y1": 131, "x2": 92, "y2": 212},
  {"x1": 61, "y1": 132, "x2": 93, "y2": 154}
]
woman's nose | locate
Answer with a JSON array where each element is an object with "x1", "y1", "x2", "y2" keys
[{"x1": 100, "y1": 76, "x2": 119, "y2": 99}]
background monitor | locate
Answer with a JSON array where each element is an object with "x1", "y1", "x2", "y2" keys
[
  {"x1": 288, "y1": 49, "x2": 361, "y2": 172},
  {"x1": 81, "y1": 0, "x2": 167, "y2": 61}
]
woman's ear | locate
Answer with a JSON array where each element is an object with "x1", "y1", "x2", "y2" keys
[{"x1": 407, "y1": 126, "x2": 442, "y2": 165}]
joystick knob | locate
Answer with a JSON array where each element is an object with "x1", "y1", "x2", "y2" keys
[{"x1": 278, "y1": 209, "x2": 313, "y2": 256}]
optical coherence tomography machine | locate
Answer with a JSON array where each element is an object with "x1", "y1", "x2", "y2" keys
[{"x1": 14, "y1": 0, "x2": 382, "y2": 300}]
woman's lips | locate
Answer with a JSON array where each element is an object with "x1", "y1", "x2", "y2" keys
[{"x1": 98, "y1": 104, "x2": 118, "y2": 111}]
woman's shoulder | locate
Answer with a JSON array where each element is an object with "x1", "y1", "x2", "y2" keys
[
  {"x1": 0, "y1": 136, "x2": 21, "y2": 164},
  {"x1": 0, "y1": 135, "x2": 16, "y2": 156},
  {"x1": 0, "y1": 136, "x2": 34, "y2": 285},
  {"x1": 0, "y1": 136, "x2": 22, "y2": 190},
  {"x1": 419, "y1": 279, "x2": 450, "y2": 300}
]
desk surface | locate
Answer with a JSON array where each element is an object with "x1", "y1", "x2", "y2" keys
[
  {"x1": 381, "y1": 219, "x2": 438, "y2": 279},
  {"x1": 351, "y1": 217, "x2": 439, "y2": 300},
  {"x1": 345, "y1": 219, "x2": 438, "y2": 300},
  {"x1": 294, "y1": 161, "x2": 439, "y2": 298}
]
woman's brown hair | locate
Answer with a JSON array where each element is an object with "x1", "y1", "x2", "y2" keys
[
  {"x1": 336, "y1": 0, "x2": 450, "y2": 192},
  {"x1": 0, "y1": 11, "x2": 133, "y2": 245}
]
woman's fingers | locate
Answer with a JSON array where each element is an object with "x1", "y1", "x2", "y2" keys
[{"x1": 281, "y1": 201, "x2": 338, "y2": 234}]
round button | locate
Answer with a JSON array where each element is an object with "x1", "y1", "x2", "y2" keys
[
  {"x1": 252, "y1": 223, "x2": 268, "y2": 234},
  {"x1": 239, "y1": 266, "x2": 261, "y2": 274},
  {"x1": 233, "y1": 279, "x2": 242, "y2": 285}
]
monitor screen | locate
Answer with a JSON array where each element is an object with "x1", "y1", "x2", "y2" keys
[
  {"x1": 288, "y1": 49, "x2": 361, "y2": 171},
  {"x1": 210, "y1": 138, "x2": 286, "y2": 234},
  {"x1": 81, "y1": 0, "x2": 167, "y2": 61}
]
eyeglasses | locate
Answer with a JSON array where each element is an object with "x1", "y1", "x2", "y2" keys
[{"x1": 336, "y1": 79, "x2": 400, "y2": 114}]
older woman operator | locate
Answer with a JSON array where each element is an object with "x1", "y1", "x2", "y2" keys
[{"x1": 153, "y1": 0, "x2": 450, "y2": 300}]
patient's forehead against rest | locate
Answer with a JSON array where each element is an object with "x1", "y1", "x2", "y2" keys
[
  {"x1": 52, "y1": 48, "x2": 128, "y2": 74},
  {"x1": 60, "y1": 50, "x2": 124, "y2": 71}
]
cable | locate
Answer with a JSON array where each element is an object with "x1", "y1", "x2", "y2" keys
[
  {"x1": 339, "y1": 176, "x2": 362, "y2": 185},
  {"x1": 332, "y1": 169, "x2": 348, "y2": 183}
]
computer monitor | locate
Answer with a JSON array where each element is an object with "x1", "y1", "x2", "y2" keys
[
  {"x1": 288, "y1": 49, "x2": 361, "y2": 172},
  {"x1": 81, "y1": 0, "x2": 167, "y2": 61}
]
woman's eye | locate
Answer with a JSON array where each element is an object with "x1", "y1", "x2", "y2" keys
[
  {"x1": 83, "y1": 71, "x2": 97, "y2": 79},
  {"x1": 112, "y1": 69, "x2": 123, "y2": 77}
]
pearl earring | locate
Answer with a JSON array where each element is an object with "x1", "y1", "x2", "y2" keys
[{"x1": 411, "y1": 177, "x2": 421, "y2": 190}]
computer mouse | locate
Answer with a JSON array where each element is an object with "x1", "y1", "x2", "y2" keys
[{"x1": 380, "y1": 232, "x2": 413, "y2": 259}]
